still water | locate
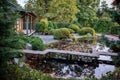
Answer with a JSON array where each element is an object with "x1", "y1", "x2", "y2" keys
[
  {"x1": 35, "y1": 58, "x2": 115, "y2": 79},
  {"x1": 33, "y1": 43, "x2": 116, "y2": 79}
]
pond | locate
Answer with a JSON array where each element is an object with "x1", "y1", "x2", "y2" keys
[
  {"x1": 33, "y1": 58, "x2": 115, "y2": 79},
  {"x1": 26, "y1": 41, "x2": 116, "y2": 79}
]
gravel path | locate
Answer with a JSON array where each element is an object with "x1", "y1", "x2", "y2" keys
[
  {"x1": 97, "y1": 34, "x2": 119, "y2": 41},
  {"x1": 33, "y1": 34, "x2": 58, "y2": 44},
  {"x1": 33, "y1": 33, "x2": 119, "y2": 44}
]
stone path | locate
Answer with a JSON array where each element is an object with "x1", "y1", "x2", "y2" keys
[
  {"x1": 33, "y1": 34, "x2": 58, "y2": 44},
  {"x1": 97, "y1": 34, "x2": 119, "y2": 41},
  {"x1": 33, "y1": 33, "x2": 119, "y2": 44}
]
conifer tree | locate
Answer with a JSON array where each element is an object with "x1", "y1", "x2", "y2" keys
[{"x1": 0, "y1": 0, "x2": 19, "y2": 78}]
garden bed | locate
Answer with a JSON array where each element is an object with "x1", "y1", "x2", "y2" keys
[{"x1": 47, "y1": 41, "x2": 95, "y2": 53}]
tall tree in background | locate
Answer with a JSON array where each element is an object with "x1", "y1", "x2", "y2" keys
[
  {"x1": 112, "y1": 0, "x2": 120, "y2": 25},
  {"x1": 25, "y1": 0, "x2": 52, "y2": 21},
  {"x1": 95, "y1": 1, "x2": 119, "y2": 33},
  {"x1": 111, "y1": 0, "x2": 120, "y2": 37},
  {"x1": 25, "y1": 0, "x2": 79, "y2": 23},
  {"x1": 76, "y1": 0, "x2": 100, "y2": 27},
  {"x1": 49, "y1": 0, "x2": 79, "y2": 23}
]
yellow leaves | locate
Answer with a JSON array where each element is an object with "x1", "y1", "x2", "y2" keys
[{"x1": 49, "y1": 0, "x2": 79, "y2": 23}]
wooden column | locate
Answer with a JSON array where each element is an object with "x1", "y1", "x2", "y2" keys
[
  {"x1": 30, "y1": 15, "x2": 32, "y2": 33},
  {"x1": 26, "y1": 15, "x2": 29, "y2": 36}
]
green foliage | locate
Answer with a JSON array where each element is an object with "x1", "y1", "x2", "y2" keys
[
  {"x1": 94, "y1": 17, "x2": 119, "y2": 33},
  {"x1": 4, "y1": 63, "x2": 70, "y2": 80},
  {"x1": 48, "y1": 29, "x2": 55, "y2": 35},
  {"x1": 35, "y1": 22, "x2": 41, "y2": 32},
  {"x1": 84, "y1": 77, "x2": 97, "y2": 80},
  {"x1": 54, "y1": 28, "x2": 70, "y2": 40},
  {"x1": 26, "y1": 36, "x2": 45, "y2": 50},
  {"x1": 48, "y1": 21, "x2": 57, "y2": 30},
  {"x1": 69, "y1": 24, "x2": 80, "y2": 33},
  {"x1": 7, "y1": 62, "x2": 74, "y2": 80},
  {"x1": 112, "y1": 8, "x2": 120, "y2": 25},
  {"x1": 56, "y1": 22, "x2": 69, "y2": 28},
  {"x1": 110, "y1": 26, "x2": 120, "y2": 35},
  {"x1": 77, "y1": 36, "x2": 96, "y2": 44},
  {"x1": 68, "y1": 28, "x2": 75, "y2": 33},
  {"x1": 40, "y1": 18, "x2": 48, "y2": 34},
  {"x1": 76, "y1": 0, "x2": 99, "y2": 27},
  {"x1": 113, "y1": 52, "x2": 120, "y2": 64},
  {"x1": 78, "y1": 27, "x2": 96, "y2": 36},
  {"x1": 0, "y1": 0, "x2": 18, "y2": 61},
  {"x1": 100, "y1": 69, "x2": 120, "y2": 80},
  {"x1": 26, "y1": 0, "x2": 79, "y2": 22},
  {"x1": 110, "y1": 41, "x2": 120, "y2": 52},
  {"x1": 99, "y1": 34, "x2": 110, "y2": 46},
  {"x1": 0, "y1": 0, "x2": 25, "y2": 78},
  {"x1": 100, "y1": 35, "x2": 120, "y2": 52},
  {"x1": 35, "y1": 18, "x2": 48, "y2": 34},
  {"x1": 49, "y1": 0, "x2": 79, "y2": 23},
  {"x1": 70, "y1": 20, "x2": 81, "y2": 27}
]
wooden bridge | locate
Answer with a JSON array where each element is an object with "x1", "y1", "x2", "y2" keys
[{"x1": 22, "y1": 49, "x2": 118, "y2": 57}]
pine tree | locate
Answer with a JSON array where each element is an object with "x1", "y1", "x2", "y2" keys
[{"x1": 0, "y1": 0, "x2": 19, "y2": 78}]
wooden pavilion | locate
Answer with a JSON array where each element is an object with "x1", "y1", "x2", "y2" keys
[
  {"x1": 14, "y1": 11, "x2": 37, "y2": 36},
  {"x1": 112, "y1": 0, "x2": 120, "y2": 6}
]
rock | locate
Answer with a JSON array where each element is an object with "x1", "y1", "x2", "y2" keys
[{"x1": 26, "y1": 43, "x2": 32, "y2": 50}]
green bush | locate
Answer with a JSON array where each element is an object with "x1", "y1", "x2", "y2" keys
[
  {"x1": 35, "y1": 22, "x2": 41, "y2": 32},
  {"x1": 78, "y1": 27, "x2": 96, "y2": 36},
  {"x1": 48, "y1": 29, "x2": 55, "y2": 35},
  {"x1": 3, "y1": 34, "x2": 26, "y2": 49},
  {"x1": 35, "y1": 18, "x2": 48, "y2": 34},
  {"x1": 56, "y1": 22, "x2": 69, "y2": 28},
  {"x1": 69, "y1": 24, "x2": 80, "y2": 33},
  {"x1": 110, "y1": 41, "x2": 120, "y2": 52},
  {"x1": 48, "y1": 21, "x2": 57, "y2": 30},
  {"x1": 3, "y1": 63, "x2": 73, "y2": 80},
  {"x1": 54, "y1": 28, "x2": 70, "y2": 40},
  {"x1": 68, "y1": 28, "x2": 75, "y2": 33},
  {"x1": 26, "y1": 36, "x2": 45, "y2": 50},
  {"x1": 110, "y1": 26, "x2": 120, "y2": 35}
]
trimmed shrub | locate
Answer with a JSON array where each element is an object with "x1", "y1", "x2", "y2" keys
[
  {"x1": 35, "y1": 18, "x2": 48, "y2": 34},
  {"x1": 68, "y1": 28, "x2": 75, "y2": 33},
  {"x1": 69, "y1": 24, "x2": 80, "y2": 33},
  {"x1": 26, "y1": 36, "x2": 45, "y2": 50},
  {"x1": 78, "y1": 27, "x2": 96, "y2": 36},
  {"x1": 53, "y1": 28, "x2": 70, "y2": 40},
  {"x1": 48, "y1": 29, "x2": 55, "y2": 35}
]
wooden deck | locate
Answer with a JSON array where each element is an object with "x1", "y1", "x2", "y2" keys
[
  {"x1": 23, "y1": 30, "x2": 35, "y2": 36},
  {"x1": 22, "y1": 49, "x2": 118, "y2": 58}
]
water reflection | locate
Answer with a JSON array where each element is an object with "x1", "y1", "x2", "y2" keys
[
  {"x1": 35, "y1": 58, "x2": 115, "y2": 79},
  {"x1": 95, "y1": 64, "x2": 115, "y2": 79}
]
